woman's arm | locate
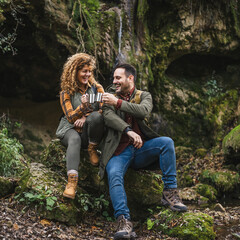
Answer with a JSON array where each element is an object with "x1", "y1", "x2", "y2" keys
[{"x1": 60, "y1": 91, "x2": 86, "y2": 124}]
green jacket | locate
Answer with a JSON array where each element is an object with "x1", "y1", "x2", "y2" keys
[
  {"x1": 99, "y1": 87, "x2": 159, "y2": 179},
  {"x1": 56, "y1": 85, "x2": 100, "y2": 139}
]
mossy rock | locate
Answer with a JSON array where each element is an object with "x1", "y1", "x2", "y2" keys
[
  {"x1": 40, "y1": 140, "x2": 165, "y2": 220},
  {"x1": 125, "y1": 169, "x2": 163, "y2": 219},
  {"x1": 222, "y1": 125, "x2": 240, "y2": 165},
  {"x1": 200, "y1": 169, "x2": 240, "y2": 194},
  {"x1": 171, "y1": 212, "x2": 215, "y2": 240},
  {"x1": 40, "y1": 139, "x2": 67, "y2": 175},
  {"x1": 175, "y1": 146, "x2": 193, "y2": 160},
  {"x1": 179, "y1": 186, "x2": 213, "y2": 204},
  {"x1": 149, "y1": 208, "x2": 215, "y2": 240},
  {"x1": 15, "y1": 162, "x2": 84, "y2": 225},
  {"x1": 0, "y1": 176, "x2": 18, "y2": 197},
  {"x1": 196, "y1": 183, "x2": 217, "y2": 202}
]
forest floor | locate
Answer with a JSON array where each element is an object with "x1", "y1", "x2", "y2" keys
[
  {"x1": 1, "y1": 194, "x2": 240, "y2": 240},
  {"x1": 0, "y1": 195, "x2": 178, "y2": 240},
  {"x1": 0, "y1": 104, "x2": 240, "y2": 240}
]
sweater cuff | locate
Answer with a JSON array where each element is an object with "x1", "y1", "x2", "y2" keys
[{"x1": 116, "y1": 99, "x2": 122, "y2": 110}]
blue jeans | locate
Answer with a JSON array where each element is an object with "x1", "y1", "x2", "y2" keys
[{"x1": 106, "y1": 137, "x2": 177, "y2": 220}]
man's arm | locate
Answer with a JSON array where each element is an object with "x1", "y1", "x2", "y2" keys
[
  {"x1": 102, "y1": 104, "x2": 129, "y2": 132},
  {"x1": 102, "y1": 91, "x2": 153, "y2": 120}
]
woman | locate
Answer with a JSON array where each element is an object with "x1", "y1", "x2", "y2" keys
[{"x1": 56, "y1": 53, "x2": 104, "y2": 199}]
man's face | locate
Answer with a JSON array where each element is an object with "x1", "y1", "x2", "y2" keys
[{"x1": 113, "y1": 68, "x2": 131, "y2": 94}]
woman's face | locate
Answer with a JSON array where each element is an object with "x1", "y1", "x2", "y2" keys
[{"x1": 77, "y1": 65, "x2": 92, "y2": 86}]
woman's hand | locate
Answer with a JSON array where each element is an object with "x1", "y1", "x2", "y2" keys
[
  {"x1": 81, "y1": 94, "x2": 89, "y2": 106},
  {"x1": 74, "y1": 116, "x2": 87, "y2": 128}
]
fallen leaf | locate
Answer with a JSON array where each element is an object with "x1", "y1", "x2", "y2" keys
[
  {"x1": 13, "y1": 223, "x2": 19, "y2": 230},
  {"x1": 40, "y1": 219, "x2": 51, "y2": 226}
]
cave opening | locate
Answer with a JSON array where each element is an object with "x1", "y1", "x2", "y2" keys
[{"x1": 165, "y1": 54, "x2": 240, "y2": 89}]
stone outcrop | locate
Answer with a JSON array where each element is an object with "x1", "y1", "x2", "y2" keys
[
  {"x1": 1, "y1": 0, "x2": 240, "y2": 148},
  {"x1": 222, "y1": 125, "x2": 240, "y2": 165}
]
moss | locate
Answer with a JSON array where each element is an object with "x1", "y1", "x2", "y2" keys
[
  {"x1": 178, "y1": 174, "x2": 194, "y2": 187},
  {"x1": 171, "y1": 212, "x2": 215, "y2": 240},
  {"x1": 194, "y1": 148, "x2": 208, "y2": 158},
  {"x1": 200, "y1": 169, "x2": 240, "y2": 193},
  {"x1": 39, "y1": 202, "x2": 80, "y2": 225},
  {"x1": 15, "y1": 168, "x2": 31, "y2": 194},
  {"x1": 40, "y1": 139, "x2": 66, "y2": 174},
  {"x1": 230, "y1": 0, "x2": 240, "y2": 38},
  {"x1": 196, "y1": 183, "x2": 217, "y2": 202},
  {"x1": 125, "y1": 169, "x2": 163, "y2": 207},
  {"x1": 137, "y1": 0, "x2": 149, "y2": 21},
  {"x1": 205, "y1": 89, "x2": 239, "y2": 145},
  {"x1": 222, "y1": 124, "x2": 240, "y2": 158},
  {"x1": 152, "y1": 208, "x2": 215, "y2": 240}
]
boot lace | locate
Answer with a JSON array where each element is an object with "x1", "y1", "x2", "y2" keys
[
  {"x1": 117, "y1": 218, "x2": 132, "y2": 233},
  {"x1": 67, "y1": 175, "x2": 77, "y2": 189},
  {"x1": 165, "y1": 189, "x2": 181, "y2": 204}
]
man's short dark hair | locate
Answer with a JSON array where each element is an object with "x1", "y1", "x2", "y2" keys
[{"x1": 114, "y1": 63, "x2": 137, "y2": 82}]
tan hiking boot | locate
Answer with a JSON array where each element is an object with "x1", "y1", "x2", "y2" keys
[
  {"x1": 114, "y1": 215, "x2": 137, "y2": 240},
  {"x1": 88, "y1": 143, "x2": 99, "y2": 166},
  {"x1": 161, "y1": 188, "x2": 188, "y2": 212},
  {"x1": 63, "y1": 173, "x2": 78, "y2": 199}
]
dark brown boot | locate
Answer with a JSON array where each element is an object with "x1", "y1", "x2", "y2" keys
[
  {"x1": 114, "y1": 215, "x2": 137, "y2": 239},
  {"x1": 88, "y1": 143, "x2": 99, "y2": 166},
  {"x1": 161, "y1": 188, "x2": 188, "y2": 212},
  {"x1": 63, "y1": 173, "x2": 78, "y2": 199}
]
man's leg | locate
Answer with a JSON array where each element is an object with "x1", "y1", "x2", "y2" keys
[
  {"x1": 132, "y1": 137, "x2": 187, "y2": 212},
  {"x1": 132, "y1": 137, "x2": 177, "y2": 189},
  {"x1": 106, "y1": 146, "x2": 134, "y2": 220},
  {"x1": 106, "y1": 146, "x2": 137, "y2": 239}
]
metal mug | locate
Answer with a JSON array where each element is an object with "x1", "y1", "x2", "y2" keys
[
  {"x1": 89, "y1": 94, "x2": 95, "y2": 104},
  {"x1": 96, "y1": 92, "x2": 103, "y2": 102}
]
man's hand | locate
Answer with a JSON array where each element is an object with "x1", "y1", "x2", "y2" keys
[
  {"x1": 127, "y1": 131, "x2": 143, "y2": 149},
  {"x1": 102, "y1": 93, "x2": 118, "y2": 106},
  {"x1": 74, "y1": 116, "x2": 87, "y2": 128}
]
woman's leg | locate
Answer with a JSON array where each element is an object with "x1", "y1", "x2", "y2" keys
[
  {"x1": 81, "y1": 111, "x2": 104, "y2": 146},
  {"x1": 61, "y1": 129, "x2": 81, "y2": 199},
  {"x1": 81, "y1": 112, "x2": 104, "y2": 166},
  {"x1": 61, "y1": 129, "x2": 82, "y2": 172}
]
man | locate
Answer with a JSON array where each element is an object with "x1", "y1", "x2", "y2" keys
[{"x1": 101, "y1": 63, "x2": 187, "y2": 240}]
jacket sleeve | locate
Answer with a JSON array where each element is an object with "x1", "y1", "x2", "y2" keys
[
  {"x1": 119, "y1": 91, "x2": 153, "y2": 119},
  {"x1": 60, "y1": 91, "x2": 85, "y2": 123},
  {"x1": 102, "y1": 104, "x2": 129, "y2": 132}
]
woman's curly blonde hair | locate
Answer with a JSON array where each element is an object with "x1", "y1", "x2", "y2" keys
[{"x1": 60, "y1": 53, "x2": 97, "y2": 95}]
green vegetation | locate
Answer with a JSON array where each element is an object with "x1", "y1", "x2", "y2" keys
[
  {"x1": 0, "y1": 115, "x2": 25, "y2": 177},
  {"x1": 147, "y1": 207, "x2": 215, "y2": 240},
  {"x1": 222, "y1": 124, "x2": 240, "y2": 156},
  {"x1": 196, "y1": 184, "x2": 217, "y2": 202},
  {"x1": 200, "y1": 169, "x2": 239, "y2": 193},
  {"x1": 77, "y1": 193, "x2": 112, "y2": 221},
  {"x1": 15, "y1": 186, "x2": 58, "y2": 211}
]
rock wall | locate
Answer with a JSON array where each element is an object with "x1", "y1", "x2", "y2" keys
[{"x1": 1, "y1": 0, "x2": 240, "y2": 148}]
